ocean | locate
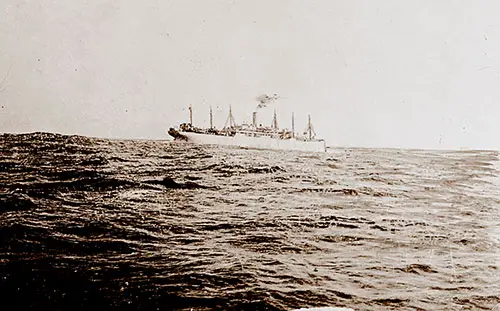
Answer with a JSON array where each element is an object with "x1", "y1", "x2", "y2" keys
[{"x1": 1, "y1": 132, "x2": 499, "y2": 310}]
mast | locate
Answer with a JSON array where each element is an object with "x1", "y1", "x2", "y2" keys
[
  {"x1": 291, "y1": 112, "x2": 295, "y2": 138},
  {"x1": 209, "y1": 106, "x2": 213, "y2": 129},
  {"x1": 308, "y1": 114, "x2": 312, "y2": 140},
  {"x1": 224, "y1": 105, "x2": 236, "y2": 128},
  {"x1": 188, "y1": 105, "x2": 193, "y2": 125},
  {"x1": 229, "y1": 105, "x2": 234, "y2": 127}
]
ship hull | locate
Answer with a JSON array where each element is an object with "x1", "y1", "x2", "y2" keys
[{"x1": 171, "y1": 131, "x2": 326, "y2": 152}]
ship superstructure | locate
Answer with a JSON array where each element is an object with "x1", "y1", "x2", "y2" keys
[{"x1": 168, "y1": 105, "x2": 326, "y2": 152}]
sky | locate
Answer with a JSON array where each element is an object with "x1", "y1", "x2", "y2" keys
[{"x1": 1, "y1": 0, "x2": 499, "y2": 150}]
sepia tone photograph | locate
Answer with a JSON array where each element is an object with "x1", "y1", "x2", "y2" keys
[{"x1": 1, "y1": 1, "x2": 499, "y2": 310}]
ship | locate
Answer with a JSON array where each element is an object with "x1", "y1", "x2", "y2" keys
[{"x1": 168, "y1": 105, "x2": 327, "y2": 152}]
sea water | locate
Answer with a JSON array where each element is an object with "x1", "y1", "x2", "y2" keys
[{"x1": 1, "y1": 133, "x2": 499, "y2": 310}]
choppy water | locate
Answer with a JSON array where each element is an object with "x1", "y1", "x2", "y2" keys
[{"x1": 1, "y1": 132, "x2": 499, "y2": 311}]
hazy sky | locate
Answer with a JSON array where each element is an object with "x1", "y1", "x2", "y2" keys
[{"x1": 1, "y1": 0, "x2": 499, "y2": 149}]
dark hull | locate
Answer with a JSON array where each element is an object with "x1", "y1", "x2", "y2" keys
[{"x1": 168, "y1": 128, "x2": 188, "y2": 141}]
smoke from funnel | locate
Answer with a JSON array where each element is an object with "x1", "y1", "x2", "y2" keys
[{"x1": 255, "y1": 93, "x2": 279, "y2": 110}]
